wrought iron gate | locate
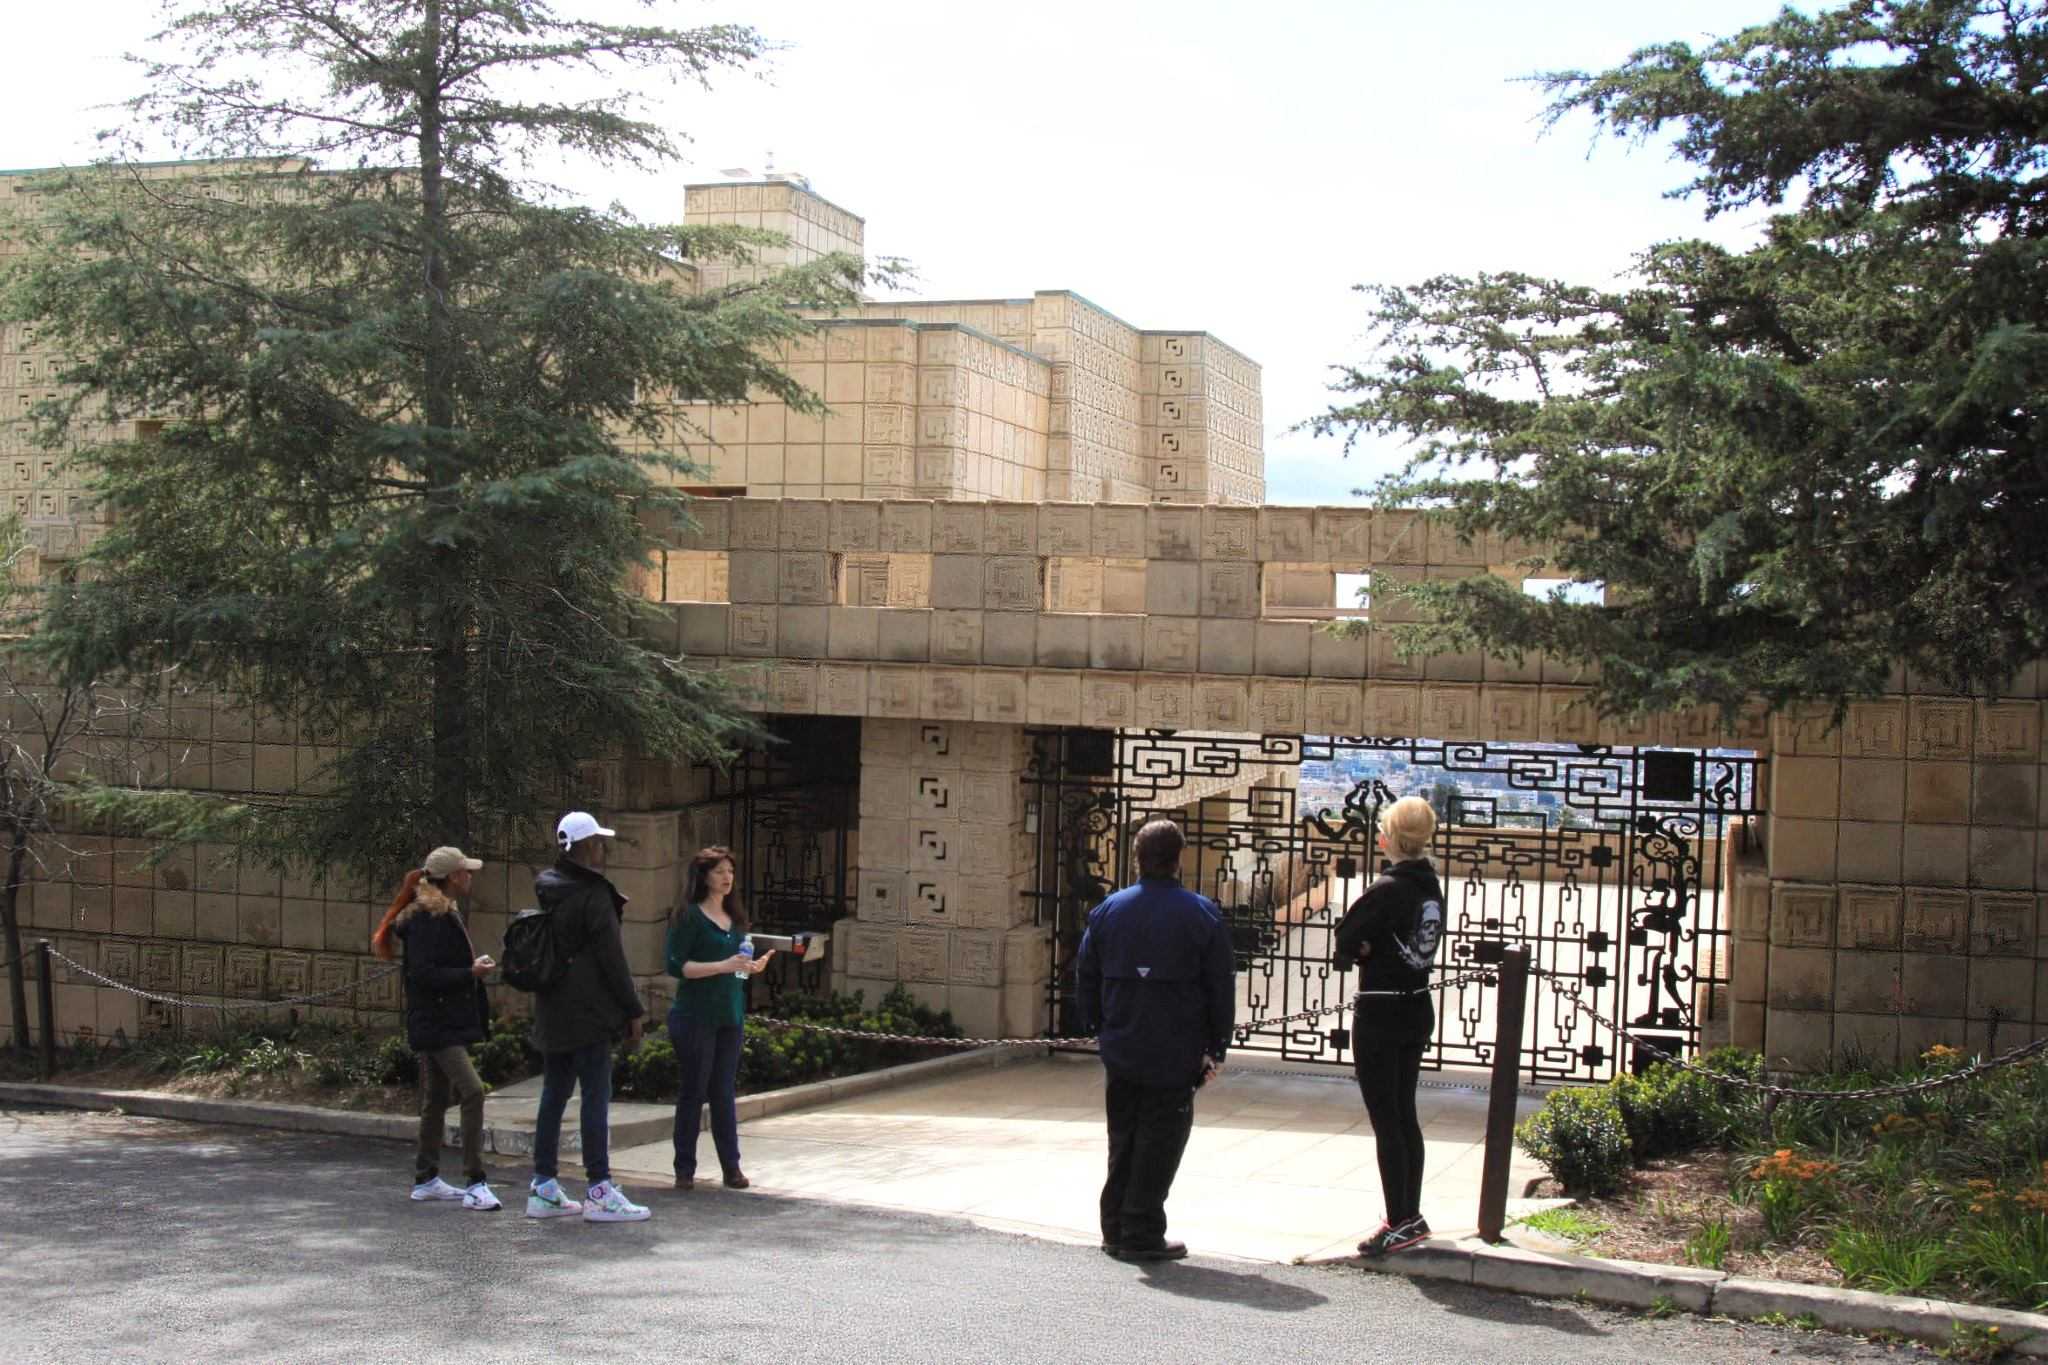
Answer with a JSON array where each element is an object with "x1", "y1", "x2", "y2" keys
[
  {"x1": 693, "y1": 715, "x2": 856, "y2": 998},
  {"x1": 1024, "y1": 729, "x2": 1764, "y2": 1084}
]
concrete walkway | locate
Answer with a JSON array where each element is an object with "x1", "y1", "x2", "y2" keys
[{"x1": 611, "y1": 1052, "x2": 1553, "y2": 1263}]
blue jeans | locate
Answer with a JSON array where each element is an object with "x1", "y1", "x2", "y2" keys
[
  {"x1": 532, "y1": 1040, "x2": 613, "y2": 1185},
  {"x1": 669, "y1": 1012, "x2": 743, "y2": 1178}
]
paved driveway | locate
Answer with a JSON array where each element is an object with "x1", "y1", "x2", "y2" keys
[
  {"x1": 616, "y1": 1053, "x2": 1551, "y2": 1261},
  {"x1": 0, "y1": 1107, "x2": 1900, "y2": 1365}
]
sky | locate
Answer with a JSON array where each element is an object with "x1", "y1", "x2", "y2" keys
[{"x1": 0, "y1": 0, "x2": 1794, "y2": 504}]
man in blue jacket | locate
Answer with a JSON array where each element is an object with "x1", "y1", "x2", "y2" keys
[{"x1": 1076, "y1": 819, "x2": 1235, "y2": 1262}]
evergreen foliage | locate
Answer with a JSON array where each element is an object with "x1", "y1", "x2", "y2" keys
[
  {"x1": 0, "y1": 1, "x2": 889, "y2": 873},
  {"x1": 1311, "y1": 0, "x2": 2048, "y2": 718}
]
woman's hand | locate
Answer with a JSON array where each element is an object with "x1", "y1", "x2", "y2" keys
[
  {"x1": 748, "y1": 949, "x2": 777, "y2": 975},
  {"x1": 722, "y1": 953, "x2": 752, "y2": 975},
  {"x1": 470, "y1": 955, "x2": 495, "y2": 979}
]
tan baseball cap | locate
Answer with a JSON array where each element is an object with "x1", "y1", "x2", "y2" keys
[{"x1": 421, "y1": 846, "x2": 483, "y2": 877}]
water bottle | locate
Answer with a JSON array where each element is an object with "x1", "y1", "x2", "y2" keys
[{"x1": 736, "y1": 935, "x2": 755, "y2": 973}]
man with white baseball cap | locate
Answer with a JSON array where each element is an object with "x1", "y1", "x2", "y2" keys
[
  {"x1": 554, "y1": 812, "x2": 615, "y2": 847},
  {"x1": 525, "y1": 810, "x2": 650, "y2": 1223}
]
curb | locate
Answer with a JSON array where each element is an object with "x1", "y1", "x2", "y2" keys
[
  {"x1": 1304, "y1": 1235, "x2": 2048, "y2": 1355},
  {"x1": 0, "y1": 1042, "x2": 1046, "y2": 1158}
]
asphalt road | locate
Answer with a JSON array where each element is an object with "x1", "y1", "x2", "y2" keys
[{"x1": 0, "y1": 1106, "x2": 1916, "y2": 1365}]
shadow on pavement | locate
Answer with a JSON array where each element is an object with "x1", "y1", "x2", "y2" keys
[
  {"x1": 1410, "y1": 1275, "x2": 1610, "y2": 1337},
  {"x1": 1133, "y1": 1260, "x2": 1330, "y2": 1312}
]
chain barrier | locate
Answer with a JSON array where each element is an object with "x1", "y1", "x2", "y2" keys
[
  {"x1": 44, "y1": 948, "x2": 402, "y2": 1015},
  {"x1": 749, "y1": 968, "x2": 1502, "y2": 1053},
  {"x1": 32, "y1": 943, "x2": 1490, "y2": 1052},
  {"x1": 1530, "y1": 965, "x2": 2048, "y2": 1103}
]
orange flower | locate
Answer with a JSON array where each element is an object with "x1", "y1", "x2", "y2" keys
[{"x1": 1750, "y1": 1148, "x2": 1838, "y2": 1183}]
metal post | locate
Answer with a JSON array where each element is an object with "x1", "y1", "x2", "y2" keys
[
  {"x1": 35, "y1": 939, "x2": 55, "y2": 1081},
  {"x1": 1476, "y1": 946, "x2": 1531, "y2": 1244}
]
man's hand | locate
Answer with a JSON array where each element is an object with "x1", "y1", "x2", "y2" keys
[
  {"x1": 1197, "y1": 1056, "x2": 1224, "y2": 1088},
  {"x1": 1356, "y1": 940, "x2": 1374, "y2": 962},
  {"x1": 624, "y1": 1016, "x2": 644, "y2": 1048}
]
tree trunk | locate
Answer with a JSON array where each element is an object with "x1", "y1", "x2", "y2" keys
[
  {"x1": 3, "y1": 828, "x2": 31, "y2": 1056},
  {"x1": 418, "y1": 0, "x2": 470, "y2": 848}
]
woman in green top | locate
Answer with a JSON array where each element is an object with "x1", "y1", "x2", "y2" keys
[{"x1": 666, "y1": 845, "x2": 773, "y2": 1190}]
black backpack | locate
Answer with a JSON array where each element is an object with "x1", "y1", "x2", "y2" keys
[{"x1": 500, "y1": 907, "x2": 568, "y2": 993}]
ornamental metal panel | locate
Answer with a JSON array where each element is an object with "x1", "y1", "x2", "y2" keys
[
  {"x1": 693, "y1": 715, "x2": 856, "y2": 1000},
  {"x1": 1024, "y1": 729, "x2": 1763, "y2": 1084}
]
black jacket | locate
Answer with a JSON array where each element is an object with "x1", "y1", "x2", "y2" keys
[
  {"x1": 396, "y1": 883, "x2": 490, "y2": 1052},
  {"x1": 530, "y1": 857, "x2": 645, "y2": 1054},
  {"x1": 1332, "y1": 858, "x2": 1446, "y2": 1046},
  {"x1": 1075, "y1": 877, "x2": 1235, "y2": 1089}
]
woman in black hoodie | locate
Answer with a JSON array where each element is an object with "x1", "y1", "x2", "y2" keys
[
  {"x1": 374, "y1": 846, "x2": 499, "y2": 1211},
  {"x1": 1333, "y1": 796, "x2": 1446, "y2": 1258}
]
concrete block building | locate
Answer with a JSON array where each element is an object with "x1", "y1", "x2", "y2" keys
[
  {"x1": 664, "y1": 178, "x2": 1263, "y2": 506},
  {"x1": 4, "y1": 166, "x2": 2045, "y2": 1083}
]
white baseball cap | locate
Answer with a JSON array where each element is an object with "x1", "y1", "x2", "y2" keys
[{"x1": 556, "y1": 811, "x2": 616, "y2": 850}]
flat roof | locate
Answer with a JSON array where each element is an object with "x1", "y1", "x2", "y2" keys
[
  {"x1": 813, "y1": 316, "x2": 1048, "y2": 368},
  {"x1": 683, "y1": 180, "x2": 866, "y2": 225}
]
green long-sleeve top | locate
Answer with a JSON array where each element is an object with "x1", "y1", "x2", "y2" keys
[{"x1": 665, "y1": 904, "x2": 746, "y2": 1029}]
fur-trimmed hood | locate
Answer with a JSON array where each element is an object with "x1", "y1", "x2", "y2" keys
[{"x1": 396, "y1": 879, "x2": 458, "y2": 926}]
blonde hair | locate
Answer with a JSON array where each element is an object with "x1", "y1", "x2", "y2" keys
[{"x1": 1379, "y1": 796, "x2": 1438, "y2": 863}]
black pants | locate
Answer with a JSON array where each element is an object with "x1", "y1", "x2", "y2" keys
[
  {"x1": 1354, "y1": 1040, "x2": 1427, "y2": 1223},
  {"x1": 1100, "y1": 1075, "x2": 1196, "y2": 1249}
]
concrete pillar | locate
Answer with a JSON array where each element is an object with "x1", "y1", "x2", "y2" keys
[
  {"x1": 1757, "y1": 693, "x2": 2047, "y2": 1071},
  {"x1": 837, "y1": 718, "x2": 1047, "y2": 1039}
]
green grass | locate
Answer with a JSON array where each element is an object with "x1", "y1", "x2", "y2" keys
[
  {"x1": 1828, "y1": 1224, "x2": 1952, "y2": 1296},
  {"x1": 1516, "y1": 1207, "x2": 1607, "y2": 1243},
  {"x1": 1682, "y1": 1218, "x2": 1731, "y2": 1270}
]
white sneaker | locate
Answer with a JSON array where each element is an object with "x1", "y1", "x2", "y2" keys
[
  {"x1": 525, "y1": 1178, "x2": 583, "y2": 1219},
  {"x1": 410, "y1": 1176, "x2": 464, "y2": 1202},
  {"x1": 582, "y1": 1180, "x2": 651, "y2": 1223},
  {"x1": 463, "y1": 1181, "x2": 502, "y2": 1212}
]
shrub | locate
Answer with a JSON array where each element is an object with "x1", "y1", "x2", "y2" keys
[
  {"x1": 1516, "y1": 1086, "x2": 1632, "y2": 1196},
  {"x1": 609, "y1": 986, "x2": 968, "y2": 1102},
  {"x1": 1613, "y1": 1062, "x2": 1724, "y2": 1163},
  {"x1": 612, "y1": 1035, "x2": 677, "y2": 1101},
  {"x1": 241, "y1": 1037, "x2": 312, "y2": 1076},
  {"x1": 1691, "y1": 1047, "x2": 1766, "y2": 1144},
  {"x1": 308, "y1": 1029, "x2": 415, "y2": 1089},
  {"x1": 470, "y1": 1014, "x2": 540, "y2": 1087}
]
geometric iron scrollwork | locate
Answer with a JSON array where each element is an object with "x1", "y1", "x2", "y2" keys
[
  {"x1": 1023, "y1": 727, "x2": 1764, "y2": 1083},
  {"x1": 693, "y1": 716, "x2": 857, "y2": 1002}
]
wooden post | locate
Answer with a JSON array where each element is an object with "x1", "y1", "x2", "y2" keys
[
  {"x1": 1476, "y1": 946, "x2": 1531, "y2": 1244},
  {"x1": 35, "y1": 939, "x2": 55, "y2": 1081}
]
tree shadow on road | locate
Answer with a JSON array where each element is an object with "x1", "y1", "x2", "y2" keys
[{"x1": 1131, "y1": 1261, "x2": 1329, "y2": 1312}]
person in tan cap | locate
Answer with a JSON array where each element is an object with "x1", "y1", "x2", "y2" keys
[{"x1": 375, "y1": 846, "x2": 500, "y2": 1210}]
